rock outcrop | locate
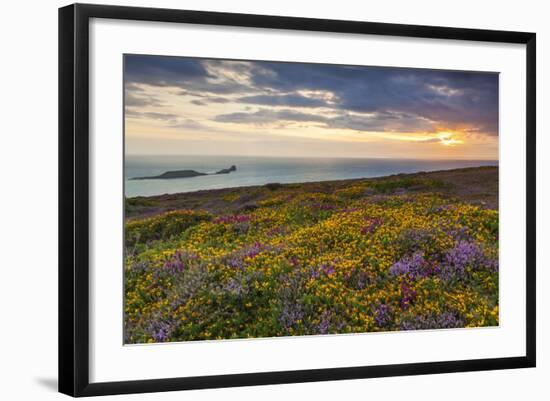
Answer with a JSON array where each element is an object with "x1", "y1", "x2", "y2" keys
[{"x1": 131, "y1": 166, "x2": 236, "y2": 180}]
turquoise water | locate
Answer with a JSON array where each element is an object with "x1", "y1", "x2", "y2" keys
[{"x1": 125, "y1": 155, "x2": 498, "y2": 197}]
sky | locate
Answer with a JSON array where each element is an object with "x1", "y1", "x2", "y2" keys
[{"x1": 124, "y1": 55, "x2": 499, "y2": 160}]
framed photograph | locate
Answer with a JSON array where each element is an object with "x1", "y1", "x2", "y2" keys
[{"x1": 59, "y1": 3, "x2": 536, "y2": 397}]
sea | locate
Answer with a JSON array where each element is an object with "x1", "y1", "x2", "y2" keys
[{"x1": 125, "y1": 155, "x2": 498, "y2": 198}]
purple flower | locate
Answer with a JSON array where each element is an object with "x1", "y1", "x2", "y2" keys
[
  {"x1": 400, "y1": 311, "x2": 464, "y2": 331},
  {"x1": 389, "y1": 251, "x2": 426, "y2": 279},
  {"x1": 244, "y1": 242, "x2": 263, "y2": 259},
  {"x1": 224, "y1": 278, "x2": 245, "y2": 296},
  {"x1": 267, "y1": 226, "x2": 285, "y2": 237},
  {"x1": 317, "y1": 312, "x2": 332, "y2": 334},
  {"x1": 374, "y1": 304, "x2": 391, "y2": 327},
  {"x1": 162, "y1": 250, "x2": 198, "y2": 274},
  {"x1": 341, "y1": 207, "x2": 360, "y2": 213},
  {"x1": 213, "y1": 214, "x2": 251, "y2": 225},
  {"x1": 309, "y1": 262, "x2": 336, "y2": 279},
  {"x1": 487, "y1": 258, "x2": 499, "y2": 273},
  {"x1": 222, "y1": 242, "x2": 280, "y2": 269},
  {"x1": 399, "y1": 281, "x2": 417, "y2": 309},
  {"x1": 129, "y1": 261, "x2": 150, "y2": 273},
  {"x1": 311, "y1": 202, "x2": 336, "y2": 211},
  {"x1": 321, "y1": 263, "x2": 336, "y2": 275},
  {"x1": 309, "y1": 267, "x2": 321, "y2": 279},
  {"x1": 147, "y1": 320, "x2": 173, "y2": 342},
  {"x1": 432, "y1": 204, "x2": 453, "y2": 213},
  {"x1": 310, "y1": 263, "x2": 336, "y2": 278},
  {"x1": 279, "y1": 302, "x2": 304, "y2": 330},
  {"x1": 441, "y1": 241, "x2": 497, "y2": 280},
  {"x1": 289, "y1": 256, "x2": 300, "y2": 268},
  {"x1": 445, "y1": 241, "x2": 484, "y2": 269},
  {"x1": 394, "y1": 187, "x2": 407, "y2": 195},
  {"x1": 361, "y1": 217, "x2": 383, "y2": 235},
  {"x1": 227, "y1": 257, "x2": 245, "y2": 269},
  {"x1": 163, "y1": 259, "x2": 185, "y2": 273},
  {"x1": 152, "y1": 327, "x2": 168, "y2": 342},
  {"x1": 447, "y1": 226, "x2": 471, "y2": 241},
  {"x1": 344, "y1": 268, "x2": 369, "y2": 289}
]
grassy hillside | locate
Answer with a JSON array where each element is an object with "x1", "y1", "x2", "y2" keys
[{"x1": 124, "y1": 166, "x2": 499, "y2": 343}]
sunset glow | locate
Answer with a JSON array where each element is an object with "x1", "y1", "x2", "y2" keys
[{"x1": 124, "y1": 55, "x2": 498, "y2": 160}]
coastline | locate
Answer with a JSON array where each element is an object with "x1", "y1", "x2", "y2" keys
[
  {"x1": 125, "y1": 165, "x2": 498, "y2": 219},
  {"x1": 125, "y1": 156, "x2": 498, "y2": 198}
]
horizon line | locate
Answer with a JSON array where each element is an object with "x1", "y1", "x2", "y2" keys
[{"x1": 125, "y1": 153, "x2": 499, "y2": 162}]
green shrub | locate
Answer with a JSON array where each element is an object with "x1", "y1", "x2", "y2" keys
[{"x1": 126, "y1": 210, "x2": 212, "y2": 247}]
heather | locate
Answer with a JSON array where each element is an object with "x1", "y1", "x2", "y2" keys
[{"x1": 124, "y1": 167, "x2": 498, "y2": 343}]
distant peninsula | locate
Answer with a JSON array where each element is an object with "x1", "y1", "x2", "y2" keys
[{"x1": 131, "y1": 165, "x2": 236, "y2": 180}]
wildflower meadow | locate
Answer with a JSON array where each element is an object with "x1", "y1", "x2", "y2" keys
[{"x1": 124, "y1": 167, "x2": 499, "y2": 343}]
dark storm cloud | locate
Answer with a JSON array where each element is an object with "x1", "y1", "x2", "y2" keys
[{"x1": 124, "y1": 55, "x2": 499, "y2": 136}]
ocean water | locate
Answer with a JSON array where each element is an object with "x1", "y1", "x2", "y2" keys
[{"x1": 125, "y1": 155, "x2": 498, "y2": 197}]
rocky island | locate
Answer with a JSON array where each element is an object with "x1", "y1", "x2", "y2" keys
[{"x1": 131, "y1": 165, "x2": 236, "y2": 180}]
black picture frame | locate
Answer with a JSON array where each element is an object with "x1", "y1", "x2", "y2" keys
[{"x1": 59, "y1": 3, "x2": 536, "y2": 397}]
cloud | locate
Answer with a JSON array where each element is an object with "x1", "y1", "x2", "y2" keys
[
  {"x1": 169, "y1": 119, "x2": 206, "y2": 130},
  {"x1": 125, "y1": 55, "x2": 499, "y2": 137},
  {"x1": 236, "y1": 93, "x2": 328, "y2": 108},
  {"x1": 125, "y1": 110, "x2": 180, "y2": 121},
  {"x1": 125, "y1": 55, "x2": 211, "y2": 87},
  {"x1": 324, "y1": 111, "x2": 434, "y2": 132},
  {"x1": 125, "y1": 92, "x2": 163, "y2": 107},
  {"x1": 417, "y1": 137, "x2": 444, "y2": 143},
  {"x1": 245, "y1": 63, "x2": 498, "y2": 135},
  {"x1": 189, "y1": 96, "x2": 232, "y2": 106},
  {"x1": 207, "y1": 97, "x2": 231, "y2": 104},
  {"x1": 214, "y1": 109, "x2": 325, "y2": 125},
  {"x1": 125, "y1": 55, "x2": 256, "y2": 95},
  {"x1": 214, "y1": 108, "x2": 435, "y2": 133},
  {"x1": 190, "y1": 99, "x2": 207, "y2": 106}
]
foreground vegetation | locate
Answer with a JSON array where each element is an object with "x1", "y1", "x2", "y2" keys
[{"x1": 124, "y1": 167, "x2": 499, "y2": 343}]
